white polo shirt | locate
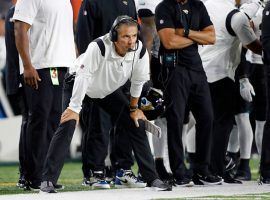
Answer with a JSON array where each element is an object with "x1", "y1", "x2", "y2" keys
[
  {"x1": 69, "y1": 34, "x2": 150, "y2": 114},
  {"x1": 199, "y1": 0, "x2": 257, "y2": 83},
  {"x1": 13, "y1": 0, "x2": 76, "y2": 71}
]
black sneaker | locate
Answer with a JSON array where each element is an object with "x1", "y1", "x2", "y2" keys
[
  {"x1": 23, "y1": 181, "x2": 40, "y2": 191},
  {"x1": 234, "y1": 169, "x2": 251, "y2": 181},
  {"x1": 193, "y1": 173, "x2": 223, "y2": 185},
  {"x1": 149, "y1": 179, "x2": 172, "y2": 191},
  {"x1": 223, "y1": 173, "x2": 242, "y2": 184},
  {"x1": 53, "y1": 183, "x2": 64, "y2": 190},
  {"x1": 225, "y1": 155, "x2": 236, "y2": 172},
  {"x1": 16, "y1": 176, "x2": 26, "y2": 188},
  {"x1": 174, "y1": 177, "x2": 194, "y2": 187},
  {"x1": 82, "y1": 177, "x2": 91, "y2": 186},
  {"x1": 258, "y1": 176, "x2": 270, "y2": 185},
  {"x1": 39, "y1": 181, "x2": 57, "y2": 193}
]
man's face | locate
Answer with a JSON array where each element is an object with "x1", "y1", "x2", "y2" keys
[{"x1": 114, "y1": 24, "x2": 138, "y2": 56}]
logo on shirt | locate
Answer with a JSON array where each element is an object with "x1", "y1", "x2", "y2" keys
[
  {"x1": 183, "y1": 9, "x2": 189, "y2": 14},
  {"x1": 266, "y1": 11, "x2": 269, "y2": 16},
  {"x1": 80, "y1": 64, "x2": 85, "y2": 69},
  {"x1": 122, "y1": 0, "x2": 128, "y2": 5},
  {"x1": 160, "y1": 19, "x2": 164, "y2": 24},
  {"x1": 84, "y1": 10, "x2": 87, "y2": 16}
]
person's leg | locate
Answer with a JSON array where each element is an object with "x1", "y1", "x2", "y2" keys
[
  {"x1": 260, "y1": 65, "x2": 270, "y2": 183},
  {"x1": 42, "y1": 73, "x2": 75, "y2": 185},
  {"x1": 252, "y1": 64, "x2": 267, "y2": 155},
  {"x1": 17, "y1": 86, "x2": 28, "y2": 187},
  {"x1": 80, "y1": 98, "x2": 93, "y2": 184},
  {"x1": 93, "y1": 89, "x2": 158, "y2": 183},
  {"x1": 188, "y1": 71, "x2": 213, "y2": 176},
  {"x1": 234, "y1": 113, "x2": 253, "y2": 180},
  {"x1": 209, "y1": 78, "x2": 235, "y2": 177},
  {"x1": 164, "y1": 67, "x2": 190, "y2": 182},
  {"x1": 24, "y1": 68, "x2": 57, "y2": 186}
]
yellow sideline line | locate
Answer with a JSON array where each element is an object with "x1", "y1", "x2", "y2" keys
[{"x1": 0, "y1": 182, "x2": 16, "y2": 187}]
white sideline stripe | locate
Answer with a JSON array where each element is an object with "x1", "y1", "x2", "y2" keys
[{"x1": 0, "y1": 181, "x2": 269, "y2": 200}]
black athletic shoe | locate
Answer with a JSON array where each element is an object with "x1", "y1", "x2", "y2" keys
[
  {"x1": 53, "y1": 183, "x2": 64, "y2": 190},
  {"x1": 225, "y1": 155, "x2": 236, "y2": 172},
  {"x1": 149, "y1": 179, "x2": 172, "y2": 191},
  {"x1": 223, "y1": 173, "x2": 242, "y2": 184},
  {"x1": 23, "y1": 181, "x2": 40, "y2": 191},
  {"x1": 234, "y1": 169, "x2": 251, "y2": 181},
  {"x1": 82, "y1": 177, "x2": 91, "y2": 186},
  {"x1": 39, "y1": 181, "x2": 57, "y2": 193},
  {"x1": 16, "y1": 176, "x2": 26, "y2": 188},
  {"x1": 174, "y1": 177, "x2": 194, "y2": 187},
  {"x1": 193, "y1": 173, "x2": 223, "y2": 185},
  {"x1": 258, "y1": 176, "x2": 270, "y2": 185}
]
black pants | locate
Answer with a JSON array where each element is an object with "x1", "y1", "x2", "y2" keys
[
  {"x1": 80, "y1": 84, "x2": 134, "y2": 176},
  {"x1": 209, "y1": 77, "x2": 236, "y2": 176},
  {"x1": 42, "y1": 79, "x2": 158, "y2": 184},
  {"x1": 80, "y1": 98, "x2": 111, "y2": 176},
  {"x1": 24, "y1": 68, "x2": 66, "y2": 184},
  {"x1": 260, "y1": 65, "x2": 270, "y2": 178},
  {"x1": 165, "y1": 66, "x2": 213, "y2": 178}
]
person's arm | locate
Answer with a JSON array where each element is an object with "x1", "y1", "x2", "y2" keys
[
  {"x1": 14, "y1": 21, "x2": 41, "y2": 89},
  {"x1": 61, "y1": 42, "x2": 100, "y2": 124},
  {"x1": 158, "y1": 28, "x2": 194, "y2": 50},
  {"x1": 187, "y1": 25, "x2": 216, "y2": 45},
  {"x1": 129, "y1": 96, "x2": 147, "y2": 127},
  {"x1": 232, "y1": 12, "x2": 262, "y2": 55}
]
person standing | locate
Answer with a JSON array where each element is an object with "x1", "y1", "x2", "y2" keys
[
  {"x1": 200, "y1": 0, "x2": 262, "y2": 183},
  {"x1": 155, "y1": 0, "x2": 222, "y2": 186},
  {"x1": 259, "y1": 0, "x2": 270, "y2": 184},
  {"x1": 13, "y1": 0, "x2": 76, "y2": 189}
]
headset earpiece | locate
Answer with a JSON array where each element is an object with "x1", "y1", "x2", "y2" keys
[{"x1": 109, "y1": 15, "x2": 140, "y2": 42}]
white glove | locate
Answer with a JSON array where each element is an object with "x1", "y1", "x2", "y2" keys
[{"x1": 239, "y1": 78, "x2": 255, "y2": 102}]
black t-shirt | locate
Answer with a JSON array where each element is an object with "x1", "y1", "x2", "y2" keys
[
  {"x1": 76, "y1": 0, "x2": 137, "y2": 55},
  {"x1": 155, "y1": 0, "x2": 213, "y2": 71}
]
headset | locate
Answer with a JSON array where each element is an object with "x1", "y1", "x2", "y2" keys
[{"x1": 109, "y1": 15, "x2": 140, "y2": 43}]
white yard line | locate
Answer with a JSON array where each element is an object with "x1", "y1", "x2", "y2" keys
[{"x1": 0, "y1": 181, "x2": 269, "y2": 200}]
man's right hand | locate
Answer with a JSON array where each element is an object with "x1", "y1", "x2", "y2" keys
[{"x1": 23, "y1": 65, "x2": 41, "y2": 90}]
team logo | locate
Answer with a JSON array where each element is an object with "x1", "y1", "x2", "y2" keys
[
  {"x1": 183, "y1": 9, "x2": 189, "y2": 14},
  {"x1": 266, "y1": 11, "x2": 269, "y2": 16},
  {"x1": 122, "y1": 0, "x2": 128, "y2": 5},
  {"x1": 80, "y1": 64, "x2": 85, "y2": 69},
  {"x1": 84, "y1": 10, "x2": 87, "y2": 16},
  {"x1": 160, "y1": 19, "x2": 164, "y2": 24}
]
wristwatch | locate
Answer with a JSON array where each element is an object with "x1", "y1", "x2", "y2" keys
[
  {"x1": 129, "y1": 105, "x2": 138, "y2": 112},
  {"x1": 183, "y1": 28, "x2": 189, "y2": 38}
]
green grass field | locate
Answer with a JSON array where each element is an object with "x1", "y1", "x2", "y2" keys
[{"x1": 0, "y1": 158, "x2": 261, "y2": 196}]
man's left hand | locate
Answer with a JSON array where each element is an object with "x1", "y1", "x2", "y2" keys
[
  {"x1": 130, "y1": 109, "x2": 147, "y2": 127},
  {"x1": 60, "y1": 108, "x2": 79, "y2": 125}
]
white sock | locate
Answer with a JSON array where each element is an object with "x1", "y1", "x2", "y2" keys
[
  {"x1": 153, "y1": 118, "x2": 167, "y2": 158},
  {"x1": 182, "y1": 123, "x2": 189, "y2": 153},
  {"x1": 227, "y1": 125, "x2": 239, "y2": 153},
  {"x1": 255, "y1": 120, "x2": 265, "y2": 155},
  {"x1": 235, "y1": 113, "x2": 253, "y2": 159},
  {"x1": 186, "y1": 125, "x2": 196, "y2": 153}
]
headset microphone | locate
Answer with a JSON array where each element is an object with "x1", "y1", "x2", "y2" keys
[{"x1": 128, "y1": 41, "x2": 139, "y2": 52}]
